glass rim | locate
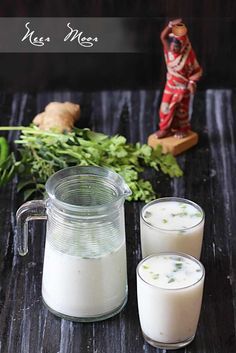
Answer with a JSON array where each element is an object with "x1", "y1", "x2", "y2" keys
[
  {"x1": 137, "y1": 252, "x2": 205, "y2": 291},
  {"x1": 140, "y1": 197, "x2": 205, "y2": 232},
  {"x1": 45, "y1": 165, "x2": 131, "y2": 211}
]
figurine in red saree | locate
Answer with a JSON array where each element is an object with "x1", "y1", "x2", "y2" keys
[{"x1": 156, "y1": 19, "x2": 203, "y2": 139}]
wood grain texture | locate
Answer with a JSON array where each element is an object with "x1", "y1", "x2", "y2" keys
[
  {"x1": 147, "y1": 131, "x2": 199, "y2": 155},
  {"x1": 0, "y1": 90, "x2": 236, "y2": 353}
]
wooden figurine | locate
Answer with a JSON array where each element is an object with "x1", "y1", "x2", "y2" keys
[{"x1": 148, "y1": 18, "x2": 203, "y2": 155}]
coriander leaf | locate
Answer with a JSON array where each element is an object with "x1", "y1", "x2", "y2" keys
[{"x1": 0, "y1": 126, "x2": 183, "y2": 202}]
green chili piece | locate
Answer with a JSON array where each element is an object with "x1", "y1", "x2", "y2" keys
[{"x1": 0, "y1": 137, "x2": 9, "y2": 165}]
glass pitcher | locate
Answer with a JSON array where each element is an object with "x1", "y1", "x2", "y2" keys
[{"x1": 16, "y1": 166, "x2": 131, "y2": 322}]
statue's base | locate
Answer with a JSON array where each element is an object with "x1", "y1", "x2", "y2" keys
[{"x1": 148, "y1": 131, "x2": 198, "y2": 156}]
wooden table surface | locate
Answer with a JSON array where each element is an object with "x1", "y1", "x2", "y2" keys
[{"x1": 0, "y1": 90, "x2": 236, "y2": 352}]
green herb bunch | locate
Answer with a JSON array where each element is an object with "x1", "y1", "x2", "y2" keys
[{"x1": 0, "y1": 126, "x2": 183, "y2": 202}]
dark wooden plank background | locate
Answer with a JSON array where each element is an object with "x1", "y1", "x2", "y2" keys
[{"x1": 0, "y1": 89, "x2": 236, "y2": 352}]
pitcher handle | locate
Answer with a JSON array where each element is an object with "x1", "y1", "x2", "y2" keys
[{"x1": 16, "y1": 199, "x2": 47, "y2": 256}]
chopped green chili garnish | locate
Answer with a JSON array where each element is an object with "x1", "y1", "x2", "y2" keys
[{"x1": 143, "y1": 264, "x2": 149, "y2": 270}]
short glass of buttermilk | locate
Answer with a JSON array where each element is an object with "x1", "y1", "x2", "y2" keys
[
  {"x1": 140, "y1": 197, "x2": 205, "y2": 259},
  {"x1": 137, "y1": 252, "x2": 205, "y2": 350}
]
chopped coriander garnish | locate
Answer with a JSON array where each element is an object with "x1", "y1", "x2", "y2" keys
[
  {"x1": 162, "y1": 218, "x2": 168, "y2": 224},
  {"x1": 175, "y1": 263, "x2": 183, "y2": 270},
  {"x1": 152, "y1": 274, "x2": 160, "y2": 280},
  {"x1": 168, "y1": 278, "x2": 175, "y2": 283},
  {"x1": 179, "y1": 204, "x2": 187, "y2": 209},
  {"x1": 144, "y1": 211, "x2": 152, "y2": 219},
  {"x1": 171, "y1": 212, "x2": 188, "y2": 217},
  {"x1": 175, "y1": 257, "x2": 184, "y2": 262},
  {"x1": 191, "y1": 212, "x2": 202, "y2": 218}
]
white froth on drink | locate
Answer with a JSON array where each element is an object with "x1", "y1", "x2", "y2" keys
[
  {"x1": 137, "y1": 253, "x2": 205, "y2": 346},
  {"x1": 141, "y1": 199, "x2": 204, "y2": 259}
]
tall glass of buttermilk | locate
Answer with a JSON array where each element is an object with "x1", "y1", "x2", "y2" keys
[
  {"x1": 137, "y1": 252, "x2": 205, "y2": 349},
  {"x1": 140, "y1": 197, "x2": 205, "y2": 259}
]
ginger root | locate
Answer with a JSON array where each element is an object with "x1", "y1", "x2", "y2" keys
[{"x1": 33, "y1": 102, "x2": 80, "y2": 132}]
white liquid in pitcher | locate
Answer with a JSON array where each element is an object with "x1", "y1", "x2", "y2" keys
[
  {"x1": 42, "y1": 239, "x2": 127, "y2": 319},
  {"x1": 141, "y1": 200, "x2": 204, "y2": 259},
  {"x1": 137, "y1": 254, "x2": 204, "y2": 345}
]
